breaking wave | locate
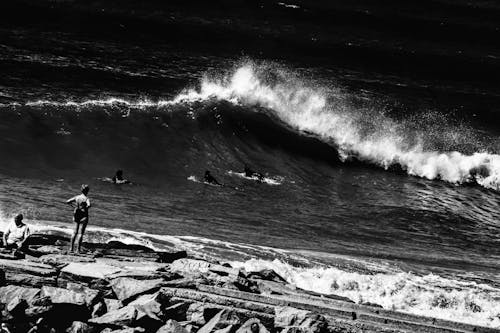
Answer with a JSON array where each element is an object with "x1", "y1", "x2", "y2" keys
[{"x1": 170, "y1": 61, "x2": 500, "y2": 190}]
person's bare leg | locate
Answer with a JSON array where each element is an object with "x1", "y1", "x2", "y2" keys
[
  {"x1": 76, "y1": 222, "x2": 87, "y2": 254},
  {"x1": 70, "y1": 223, "x2": 80, "y2": 253}
]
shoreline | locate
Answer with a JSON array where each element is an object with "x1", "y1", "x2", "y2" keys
[{"x1": 0, "y1": 233, "x2": 497, "y2": 333}]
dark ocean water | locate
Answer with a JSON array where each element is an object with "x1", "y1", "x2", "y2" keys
[{"x1": 0, "y1": 0, "x2": 499, "y2": 327}]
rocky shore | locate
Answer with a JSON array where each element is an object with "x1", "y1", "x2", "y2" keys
[{"x1": 0, "y1": 233, "x2": 497, "y2": 333}]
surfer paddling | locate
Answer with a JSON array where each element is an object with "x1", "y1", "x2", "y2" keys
[
  {"x1": 66, "y1": 184, "x2": 91, "y2": 254},
  {"x1": 244, "y1": 164, "x2": 264, "y2": 181},
  {"x1": 112, "y1": 169, "x2": 130, "y2": 184},
  {"x1": 204, "y1": 170, "x2": 222, "y2": 186}
]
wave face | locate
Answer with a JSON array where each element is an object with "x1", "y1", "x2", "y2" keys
[{"x1": 172, "y1": 61, "x2": 500, "y2": 190}]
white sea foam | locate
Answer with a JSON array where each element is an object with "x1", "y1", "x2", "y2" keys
[
  {"x1": 233, "y1": 258, "x2": 500, "y2": 328},
  {"x1": 171, "y1": 63, "x2": 500, "y2": 191}
]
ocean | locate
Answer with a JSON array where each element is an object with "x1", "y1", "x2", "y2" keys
[{"x1": 0, "y1": 0, "x2": 499, "y2": 328}]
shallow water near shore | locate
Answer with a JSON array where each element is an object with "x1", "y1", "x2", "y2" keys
[{"x1": 1, "y1": 0, "x2": 500, "y2": 328}]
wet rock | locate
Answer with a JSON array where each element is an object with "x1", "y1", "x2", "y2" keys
[
  {"x1": 274, "y1": 307, "x2": 327, "y2": 333},
  {"x1": 156, "y1": 320, "x2": 189, "y2": 333},
  {"x1": 66, "y1": 321, "x2": 94, "y2": 333},
  {"x1": 110, "y1": 277, "x2": 164, "y2": 303},
  {"x1": 89, "y1": 305, "x2": 137, "y2": 327},
  {"x1": 197, "y1": 309, "x2": 241, "y2": 333}
]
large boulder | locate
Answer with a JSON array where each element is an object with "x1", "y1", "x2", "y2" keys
[
  {"x1": 156, "y1": 320, "x2": 188, "y2": 333},
  {"x1": 110, "y1": 278, "x2": 164, "y2": 303},
  {"x1": 274, "y1": 307, "x2": 327, "y2": 333}
]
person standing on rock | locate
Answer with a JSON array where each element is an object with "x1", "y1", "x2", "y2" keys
[
  {"x1": 2, "y1": 213, "x2": 30, "y2": 253},
  {"x1": 66, "y1": 184, "x2": 91, "y2": 254}
]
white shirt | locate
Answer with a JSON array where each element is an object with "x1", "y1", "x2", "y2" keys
[
  {"x1": 69, "y1": 194, "x2": 91, "y2": 210},
  {"x1": 5, "y1": 222, "x2": 30, "y2": 246}
]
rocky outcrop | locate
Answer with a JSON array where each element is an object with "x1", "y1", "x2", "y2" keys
[{"x1": 0, "y1": 236, "x2": 493, "y2": 333}]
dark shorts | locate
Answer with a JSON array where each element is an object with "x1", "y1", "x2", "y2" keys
[{"x1": 73, "y1": 210, "x2": 88, "y2": 224}]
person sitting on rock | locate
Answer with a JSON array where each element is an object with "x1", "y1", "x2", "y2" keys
[{"x1": 2, "y1": 213, "x2": 30, "y2": 252}]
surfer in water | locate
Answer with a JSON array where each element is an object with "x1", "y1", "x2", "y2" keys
[
  {"x1": 112, "y1": 169, "x2": 130, "y2": 184},
  {"x1": 204, "y1": 170, "x2": 222, "y2": 186},
  {"x1": 244, "y1": 164, "x2": 264, "y2": 181},
  {"x1": 66, "y1": 184, "x2": 91, "y2": 254}
]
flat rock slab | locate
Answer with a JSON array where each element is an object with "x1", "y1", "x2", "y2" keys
[
  {"x1": 61, "y1": 262, "x2": 122, "y2": 280},
  {"x1": 110, "y1": 277, "x2": 164, "y2": 303},
  {"x1": 38, "y1": 254, "x2": 96, "y2": 267},
  {"x1": 40, "y1": 285, "x2": 99, "y2": 307},
  {"x1": 0, "y1": 259, "x2": 58, "y2": 287}
]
